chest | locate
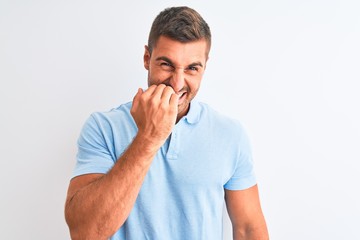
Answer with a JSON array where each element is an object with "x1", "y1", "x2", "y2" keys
[{"x1": 145, "y1": 127, "x2": 238, "y2": 193}]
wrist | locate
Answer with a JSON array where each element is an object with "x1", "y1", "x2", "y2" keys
[{"x1": 132, "y1": 132, "x2": 164, "y2": 156}]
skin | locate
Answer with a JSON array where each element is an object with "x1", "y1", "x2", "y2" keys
[
  {"x1": 144, "y1": 36, "x2": 208, "y2": 122},
  {"x1": 226, "y1": 186, "x2": 269, "y2": 239},
  {"x1": 65, "y1": 36, "x2": 268, "y2": 240}
]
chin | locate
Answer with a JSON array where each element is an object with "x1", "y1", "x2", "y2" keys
[{"x1": 177, "y1": 102, "x2": 190, "y2": 114}]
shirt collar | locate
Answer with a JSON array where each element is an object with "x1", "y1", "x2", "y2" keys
[{"x1": 184, "y1": 100, "x2": 201, "y2": 124}]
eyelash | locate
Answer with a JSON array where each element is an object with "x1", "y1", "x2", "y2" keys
[
  {"x1": 160, "y1": 62, "x2": 198, "y2": 72},
  {"x1": 161, "y1": 62, "x2": 172, "y2": 67}
]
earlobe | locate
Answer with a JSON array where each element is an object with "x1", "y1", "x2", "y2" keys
[{"x1": 144, "y1": 45, "x2": 150, "y2": 70}]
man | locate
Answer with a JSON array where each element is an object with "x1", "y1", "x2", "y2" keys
[{"x1": 65, "y1": 6, "x2": 268, "y2": 240}]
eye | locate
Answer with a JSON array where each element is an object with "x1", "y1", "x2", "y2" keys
[
  {"x1": 161, "y1": 62, "x2": 171, "y2": 66},
  {"x1": 160, "y1": 62, "x2": 174, "y2": 71},
  {"x1": 186, "y1": 66, "x2": 199, "y2": 75},
  {"x1": 188, "y1": 66, "x2": 198, "y2": 71}
]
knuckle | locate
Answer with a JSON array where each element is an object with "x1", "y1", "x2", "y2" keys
[
  {"x1": 168, "y1": 106, "x2": 176, "y2": 114},
  {"x1": 139, "y1": 93, "x2": 148, "y2": 102},
  {"x1": 149, "y1": 97, "x2": 158, "y2": 106},
  {"x1": 156, "y1": 84, "x2": 165, "y2": 91},
  {"x1": 164, "y1": 85, "x2": 174, "y2": 93},
  {"x1": 149, "y1": 85, "x2": 157, "y2": 90},
  {"x1": 159, "y1": 101, "x2": 167, "y2": 110}
]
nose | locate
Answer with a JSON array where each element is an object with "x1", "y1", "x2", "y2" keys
[{"x1": 170, "y1": 69, "x2": 185, "y2": 93}]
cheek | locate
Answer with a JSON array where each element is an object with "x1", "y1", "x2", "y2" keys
[
  {"x1": 187, "y1": 77, "x2": 202, "y2": 90},
  {"x1": 149, "y1": 68, "x2": 171, "y2": 83}
]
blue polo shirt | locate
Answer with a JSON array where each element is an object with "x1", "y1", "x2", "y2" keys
[{"x1": 74, "y1": 100, "x2": 256, "y2": 240}]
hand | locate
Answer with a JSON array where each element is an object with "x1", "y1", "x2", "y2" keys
[{"x1": 131, "y1": 84, "x2": 179, "y2": 151}]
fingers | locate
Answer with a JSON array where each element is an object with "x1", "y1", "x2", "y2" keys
[
  {"x1": 160, "y1": 86, "x2": 175, "y2": 103},
  {"x1": 169, "y1": 93, "x2": 179, "y2": 110},
  {"x1": 132, "y1": 88, "x2": 143, "y2": 109},
  {"x1": 144, "y1": 84, "x2": 158, "y2": 97},
  {"x1": 142, "y1": 84, "x2": 175, "y2": 104},
  {"x1": 152, "y1": 84, "x2": 167, "y2": 99},
  {"x1": 133, "y1": 88, "x2": 143, "y2": 101},
  {"x1": 131, "y1": 84, "x2": 178, "y2": 145}
]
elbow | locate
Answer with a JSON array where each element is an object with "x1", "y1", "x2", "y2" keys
[
  {"x1": 64, "y1": 204, "x2": 81, "y2": 240},
  {"x1": 66, "y1": 222, "x2": 115, "y2": 240},
  {"x1": 65, "y1": 220, "x2": 98, "y2": 240},
  {"x1": 64, "y1": 204, "x2": 120, "y2": 240},
  {"x1": 67, "y1": 229, "x2": 83, "y2": 240},
  {"x1": 64, "y1": 202, "x2": 90, "y2": 240}
]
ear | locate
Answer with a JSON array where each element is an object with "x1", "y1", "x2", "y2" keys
[{"x1": 144, "y1": 45, "x2": 150, "y2": 70}]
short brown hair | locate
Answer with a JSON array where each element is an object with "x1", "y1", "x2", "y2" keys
[{"x1": 148, "y1": 6, "x2": 211, "y2": 55}]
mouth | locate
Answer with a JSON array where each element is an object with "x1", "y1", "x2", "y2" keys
[{"x1": 177, "y1": 92, "x2": 187, "y2": 103}]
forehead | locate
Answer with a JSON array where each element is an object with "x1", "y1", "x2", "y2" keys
[{"x1": 151, "y1": 36, "x2": 208, "y2": 64}]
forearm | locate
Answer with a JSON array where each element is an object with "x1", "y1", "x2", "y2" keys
[
  {"x1": 65, "y1": 85, "x2": 178, "y2": 239},
  {"x1": 233, "y1": 224, "x2": 269, "y2": 240},
  {"x1": 65, "y1": 135, "x2": 158, "y2": 240}
]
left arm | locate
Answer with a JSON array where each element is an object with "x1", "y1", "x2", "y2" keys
[{"x1": 225, "y1": 184, "x2": 269, "y2": 240}]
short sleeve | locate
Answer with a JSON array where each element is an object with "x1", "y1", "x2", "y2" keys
[
  {"x1": 72, "y1": 114, "x2": 115, "y2": 178},
  {"x1": 224, "y1": 126, "x2": 257, "y2": 190}
]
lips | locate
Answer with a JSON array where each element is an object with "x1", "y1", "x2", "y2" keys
[{"x1": 177, "y1": 92, "x2": 187, "y2": 104}]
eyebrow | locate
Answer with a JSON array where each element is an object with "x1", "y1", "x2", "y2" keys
[
  {"x1": 156, "y1": 56, "x2": 174, "y2": 65},
  {"x1": 155, "y1": 56, "x2": 203, "y2": 68},
  {"x1": 188, "y1": 62, "x2": 203, "y2": 68}
]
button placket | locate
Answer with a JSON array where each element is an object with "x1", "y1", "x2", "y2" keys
[{"x1": 166, "y1": 125, "x2": 180, "y2": 160}]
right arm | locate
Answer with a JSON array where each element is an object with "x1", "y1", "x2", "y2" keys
[{"x1": 65, "y1": 85, "x2": 178, "y2": 240}]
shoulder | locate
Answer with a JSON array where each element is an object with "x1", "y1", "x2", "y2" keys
[
  {"x1": 197, "y1": 102, "x2": 251, "y2": 149},
  {"x1": 90, "y1": 101, "x2": 132, "y2": 121},
  {"x1": 81, "y1": 101, "x2": 136, "y2": 136},
  {"x1": 198, "y1": 102, "x2": 246, "y2": 133},
  {"x1": 88, "y1": 101, "x2": 133, "y2": 125}
]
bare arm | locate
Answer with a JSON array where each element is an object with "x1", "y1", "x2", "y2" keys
[
  {"x1": 225, "y1": 185, "x2": 269, "y2": 240},
  {"x1": 65, "y1": 85, "x2": 178, "y2": 240}
]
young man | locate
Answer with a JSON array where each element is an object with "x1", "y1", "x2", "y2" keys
[{"x1": 65, "y1": 6, "x2": 268, "y2": 240}]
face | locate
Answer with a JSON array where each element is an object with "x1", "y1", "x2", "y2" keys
[{"x1": 144, "y1": 36, "x2": 209, "y2": 121}]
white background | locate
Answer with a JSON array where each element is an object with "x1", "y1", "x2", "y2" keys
[{"x1": 1, "y1": 1, "x2": 359, "y2": 239}]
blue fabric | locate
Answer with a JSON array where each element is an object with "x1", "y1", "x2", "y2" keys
[{"x1": 73, "y1": 100, "x2": 256, "y2": 240}]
